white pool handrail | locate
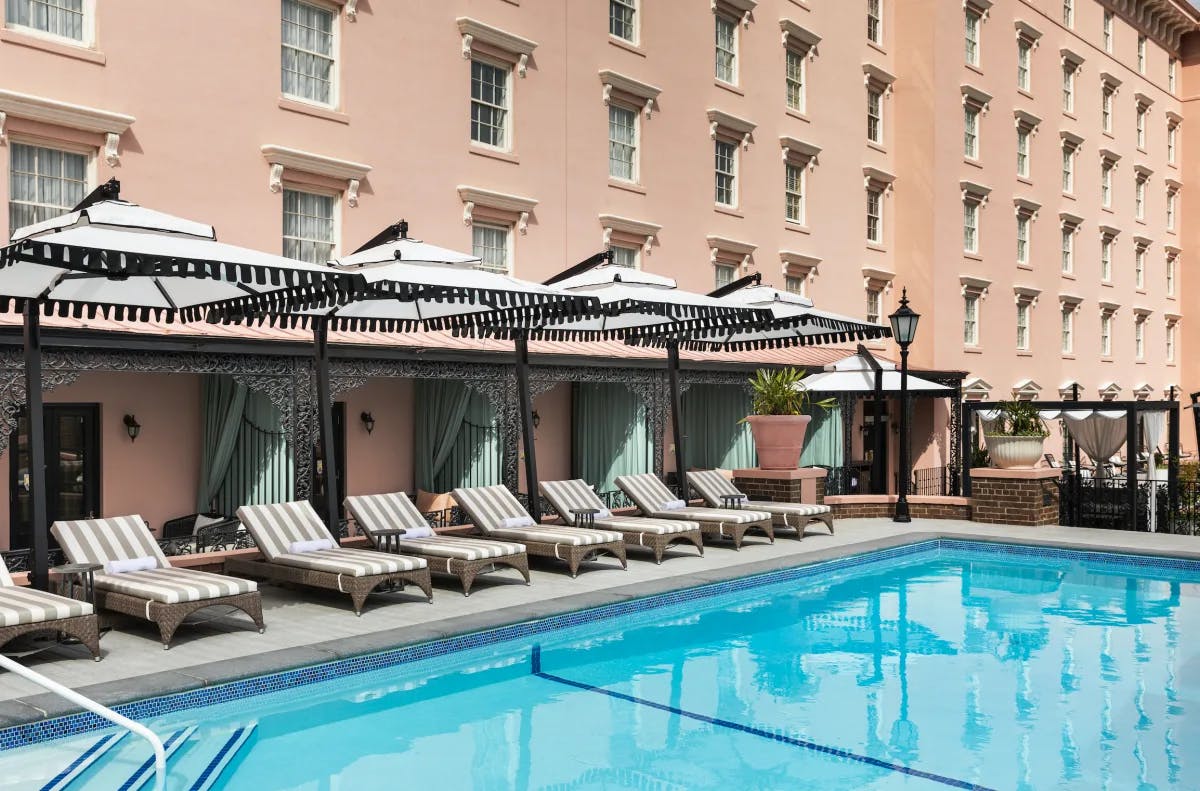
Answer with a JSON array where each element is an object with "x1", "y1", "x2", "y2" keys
[{"x1": 0, "y1": 654, "x2": 165, "y2": 789}]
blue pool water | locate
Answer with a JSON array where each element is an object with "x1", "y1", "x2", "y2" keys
[{"x1": 1, "y1": 540, "x2": 1198, "y2": 790}]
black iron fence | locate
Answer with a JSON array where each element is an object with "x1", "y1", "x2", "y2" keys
[
  {"x1": 822, "y1": 466, "x2": 875, "y2": 496},
  {"x1": 1057, "y1": 473, "x2": 1200, "y2": 534},
  {"x1": 911, "y1": 466, "x2": 953, "y2": 497}
]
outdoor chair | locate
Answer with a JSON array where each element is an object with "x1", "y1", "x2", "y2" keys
[
  {"x1": 51, "y1": 515, "x2": 264, "y2": 649},
  {"x1": 344, "y1": 492, "x2": 530, "y2": 596},
  {"x1": 453, "y1": 485, "x2": 627, "y2": 578},
  {"x1": 232, "y1": 501, "x2": 433, "y2": 615},
  {"x1": 538, "y1": 480, "x2": 703, "y2": 564},
  {"x1": 688, "y1": 469, "x2": 835, "y2": 538},
  {"x1": 615, "y1": 473, "x2": 774, "y2": 550},
  {"x1": 0, "y1": 556, "x2": 100, "y2": 660}
]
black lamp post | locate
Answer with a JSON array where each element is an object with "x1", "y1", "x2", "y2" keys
[{"x1": 889, "y1": 288, "x2": 920, "y2": 523}]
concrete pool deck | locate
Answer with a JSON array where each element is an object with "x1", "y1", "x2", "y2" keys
[{"x1": 0, "y1": 517, "x2": 1198, "y2": 729}]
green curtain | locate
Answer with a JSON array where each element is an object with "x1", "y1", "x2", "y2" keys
[
  {"x1": 681, "y1": 384, "x2": 756, "y2": 470},
  {"x1": 414, "y1": 380, "x2": 502, "y2": 492},
  {"x1": 572, "y1": 383, "x2": 652, "y2": 494},
  {"x1": 205, "y1": 377, "x2": 294, "y2": 515},
  {"x1": 799, "y1": 406, "x2": 844, "y2": 468},
  {"x1": 197, "y1": 374, "x2": 247, "y2": 511}
]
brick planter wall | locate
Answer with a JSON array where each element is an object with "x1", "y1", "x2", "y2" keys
[
  {"x1": 732, "y1": 467, "x2": 827, "y2": 503},
  {"x1": 969, "y1": 468, "x2": 1061, "y2": 526},
  {"x1": 824, "y1": 495, "x2": 970, "y2": 520}
]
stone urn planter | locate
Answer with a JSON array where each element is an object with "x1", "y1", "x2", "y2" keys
[
  {"x1": 984, "y1": 435, "x2": 1046, "y2": 469},
  {"x1": 746, "y1": 414, "x2": 812, "y2": 470}
]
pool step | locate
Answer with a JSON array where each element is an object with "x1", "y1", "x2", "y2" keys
[
  {"x1": 39, "y1": 731, "x2": 127, "y2": 791},
  {"x1": 60, "y1": 724, "x2": 195, "y2": 791},
  {"x1": 182, "y1": 722, "x2": 256, "y2": 791}
]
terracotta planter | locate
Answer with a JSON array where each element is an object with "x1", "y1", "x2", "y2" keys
[
  {"x1": 746, "y1": 414, "x2": 812, "y2": 470},
  {"x1": 984, "y1": 435, "x2": 1046, "y2": 469}
]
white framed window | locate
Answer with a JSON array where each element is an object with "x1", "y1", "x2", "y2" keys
[
  {"x1": 963, "y1": 199, "x2": 979, "y2": 253},
  {"x1": 1103, "y1": 10, "x2": 1113, "y2": 52},
  {"x1": 785, "y1": 275, "x2": 806, "y2": 297},
  {"x1": 964, "y1": 8, "x2": 980, "y2": 66},
  {"x1": 1061, "y1": 305, "x2": 1074, "y2": 353},
  {"x1": 608, "y1": 104, "x2": 638, "y2": 181},
  {"x1": 1062, "y1": 64, "x2": 1076, "y2": 113},
  {"x1": 1016, "y1": 214, "x2": 1030, "y2": 265},
  {"x1": 1166, "y1": 320, "x2": 1177, "y2": 362},
  {"x1": 5, "y1": 0, "x2": 86, "y2": 42},
  {"x1": 1017, "y1": 40, "x2": 1032, "y2": 91},
  {"x1": 866, "y1": 287, "x2": 882, "y2": 324},
  {"x1": 281, "y1": 0, "x2": 337, "y2": 107},
  {"x1": 1100, "y1": 237, "x2": 1113, "y2": 281},
  {"x1": 714, "y1": 263, "x2": 735, "y2": 289},
  {"x1": 472, "y1": 222, "x2": 511, "y2": 274},
  {"x1": 1100, "y1": 312, "x2": 1112, "y2": 356},
  {"x1": 471, "y1": 58, "x2": 510, "y2": 150},
  {"x1": 1167, "y1": 189, "x2": 1177, "y2": 230},
  {"x1": 282, "y1": 188, "x2": 337, "y2": 264},
  {"x1": 867, "y1": 87, "x2": 883, "y2": 143},
  {"x1": 1136, "y1": 106, "x2": 1147, "y2": 149},
  {"x1": 1169, "y1": 58, "x2": 1177, "y2": 93},
  {"x1": 1101, "y1": 87, "x2": 1113, "y2": 133},
  {"x1": 963, "y1": 294, "x2": 979, "y2": 346},
  {"x1": 1135, "y1": 176, "x2": 1146, "y2": 220},
  {"x1": 785, "y1": 162, "x2": 804, "y2": 224},
  {"x1": 714, "y1": 139, "x2": 737, "y2": 207},
  {"x1": 1101, "y1": 162, "x2": 1113, "y2": 207},
  {"x1": 1135, "y1": 246, "x2": 1146, "y2": 289},
  {"x1": 1016, "y1": 301, "x2": 1030, "y2": 350},
  {"x1": 867, "y1": 0, "x2": 882, "y2": 44},
  {"x1": 609, "y1": 0, "x2": 637, "y2": 43},
  {"x1": 1167, "y1": 253, "x2": 1177, "y2": 295},
  {"x1": 1137, "y1": 35, "x2": 1146, "y2": 74},
  {"x1": 7, "y1": 141, "x2": 88, "y2": 232},
  {"x1": 1062, "y1": 0, "x2": 1073, "y2": 28},
  {"x1": 1016, "y1": 128, "x2": 1029, "y2": 177},
  {"x1": 611, "y1": 244, "x2": 639, "y2": 269},
  {"x1": 1061, "y1": 227, "x2": 1074, "y2": 273},
  {"x1": 1135, "y1": 316, "x2": 1145, "y2": 360},
  {"x1": 1168, "y1": 122, "x2": 1178, "y2": 164},
  {"x1": 963, "y1": 106, "x2": 979, "y2": 159},
  {"x1": 715, "y1": 13, "x2": 737, "y2": 84},
  {"x1": 1061, "y1": 144, "x2": 1074, "y2": 193},
  {"x1": 866, "y1": 187, "x2": 883, "y2": 244},
  {"x1": 786, "y1": 49, "x2": 805, "y2": 112}
]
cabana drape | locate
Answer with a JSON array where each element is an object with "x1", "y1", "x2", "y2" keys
[
  {"x1": 203, "y1": 377, "x2": 294, "y2": 515},
  {"x1": 415, "y1": 380, "x2": 502, "y2": 492},
  {"x1": 573, "y1": 383, "x2": 652, "y2": 494},
  {"x1": 800, "y1": 406, "x2": 844, "y2": 468},
  {"x1": 1063, "y1": 412, "x2": 1127, "y2": 471},
  {"x1": 197, "y1": 374, "x2": 247, "y2": 511},
  {"x1": 681, "y1": 384, "x2": 755, "y2": 471}
]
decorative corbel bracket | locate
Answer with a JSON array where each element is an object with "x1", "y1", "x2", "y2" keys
[
  {"x1": 462, "y1": 200, "x2": 475, "y2": 226},
  {"x1": 268, "y1": 163, "x2": 284, "y2": 193}
]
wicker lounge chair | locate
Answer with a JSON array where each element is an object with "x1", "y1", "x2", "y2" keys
[
  {"x1": 344, "y1": 492, "x2": 530, "y2": 596},
  {"x1": 453, "y1": 485, "x2": 627, "y2": 578},
  {"x1": 0, "y1": 558, "x2": 100, "y2": 660},
  {"x1": 232, "y1": 501, "x2": 434, "y2": 615},
  {"x1": 539, "y1": 480, "x2": 704, "y2": 564},
  {"x1": 688, "y1": 469, "x2": 835, "y2": 537},
  {"x1": 615, "y1": 474, "x2": 774, "y2": 550},
  {"x1": 51, "y1": 516, "x2": 263, "y2": 649}
]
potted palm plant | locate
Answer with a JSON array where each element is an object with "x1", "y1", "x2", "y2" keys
[
  {"x1": 983, "y1": 400, "x2": 1049, "y2": 469},
  {"x1": 744, "y1": 367, "x2": 834, "y2": 469}
]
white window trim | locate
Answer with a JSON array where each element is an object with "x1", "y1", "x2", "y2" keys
[
  {"x1": 3, "y1": 0, "x2": 95, "y2": 47},
  {"x1": 281, "y1": 0, "x2": 341, "y2": 109},
  {"x1": 469, "y1": 53, "x2": 514, "y2": 153},
  {"x1": 471, "y1": 221, "x2": 514, "y2": 275},
  {"x1": 7, "y1": 137, "x2": 94, "y2": 231},
  {"x1": 281, "y1": 185, "x2": 341, "y2": 263},
  {"x1": 609, "y1": 0, "x2": 639, "y2": 45}
]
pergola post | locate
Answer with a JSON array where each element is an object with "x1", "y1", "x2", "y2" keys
[
  {"x1": 514, "y1": 332, "x2": 541, "y2": 521},
  {"x1": 667, "y1": 340, "x2": 687, "y2": 498},
  {"x1": 313, "y1": 318, "x2": 341, "y2": 540},
  {"x1": 1168, "y1": 403, "x2": 1180, "y2": 533},
  {"x1": 1126, "y1": 410, "x2": 1138, "y2": 529},
  {"x1": 23, "y1": 303, "x2": 49, "y2": 590}
]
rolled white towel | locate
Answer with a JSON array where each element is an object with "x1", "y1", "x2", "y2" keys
[
  {"x1": 103, "y1": 556, "x2": 158, "y2": 574},
  {"x1": 659, "y1": 499, "x2": 687, "y2": 511},
  {"x1": 595, "y1": 508, "x2": 612, "y2": 519},
  {"x1": 501, "y1": 516, "x2": 536, "y2": 529},
  {"x1": 289, "y1": 538, "x2": 335, "y2": 554},
  {"x1": 401, "y1": 526, "x2": 433, "y2": 538}
]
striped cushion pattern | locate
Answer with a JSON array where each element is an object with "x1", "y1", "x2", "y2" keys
[
  {"x1": 688, "y1": 470, "x2": 743, "y2": 505},
  {"x1": 236, "y1": 501, "x2": 334, "y2": 561},
  {"x1": 748, "y1": 501, "x2": 832, "y2": 517},
  {"x1": 344, "y1": 492, "x2": 429, "y2": 535},
  {"x1": 386, "y1": 537, "x2": 524, "y2": 561},
  {"x1": 593, "y1": 517, "x2": 698, "y2": 536},
  {"x1": 487, "y1": 526, "x2": 624, "y2": 546},
  {"x1": 614, "y1": 474, "x2": 679, "y2": 514},
  {"x1": 51, "y1": 516, "x2": 169, "y2": 568},
  {"x1": 272, "y1": 548, "x2": 426, "y2": 577},
  {"x1": 0, "y1": 588, "x2": 93, "y2": 627},
  {"x1": 649, "y1": 506, "x2": 773, "y2": 524},
  {"x1": 538, "y1": 480, "x2": 606, "y2": 525},
  {"x1": 95, "y1": 567, "x2": 257, "y2": 605},
  {"x1": 452, "y1": 486, "x2": 531, "y2": 534},
  {"x1": 0, "y1": 557, "x2": 12, "y2": 588}
]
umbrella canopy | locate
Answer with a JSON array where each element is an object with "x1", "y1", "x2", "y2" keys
[{"x1": 799, "y1": 354, "x2": 952, "y2": 394}]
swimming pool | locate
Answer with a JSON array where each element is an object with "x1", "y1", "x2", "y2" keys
[{"x1": 0, "y1": 539, "x2": 1196, "y2": 789}]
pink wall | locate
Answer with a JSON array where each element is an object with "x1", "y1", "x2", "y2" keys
[{"x1": 341, "y1": 378, "x2": 414, "y2": 497}]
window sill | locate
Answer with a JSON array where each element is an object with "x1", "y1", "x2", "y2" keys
[
  {"x1": 1101, "y1": 280, "x2": 1113, "y2": 287},
  {"x1": 1063, "y1": 111, "x2": 1077, "y2": 121},
  {"x1": 786, "y1": 0, "x2": 811, "y2": 9},
  {"x1": 1167, "y1": 294, "x2": 1177, "y2": 301},
  {"x1": 1135, "y1": 359, "x2": 1147, "y2": 365},
  {"x1": 279, "y1": 98, "x2": 348, "y2": 124},
  {"x1": 1017, "y1": 88, "x2": 1034, "y2": 100},
  {"x1": 866, "y1": 242, "x2": 888, "y2": 253},
  {"x1": 784, "y1": 221, "x2": 811, "y2": 235},
  {"x1": 1135, "y1": 218, "x2": 1147, "y2": 225},
  {"x1": 965, "y1": 63, "x2": 984, "y2": 77},
  {"x1": 1168, "y1": 160, "x2": 1179, "y2": 169},
  {"x1": 1017, "y1": 176, "x2": 1033, "y2": 186},
  {"x1": 714, "y1": 205, "x2": 744, "y2": 218},
  {"x1": 1017, "y1": 350, "x2": 1033, "y2": 357},
  {"x1": 1061, "y1": 272, "x2": 1076, "y2": 280},
  {"x1": 608, "y1": 179, "x2": 646, "y2": 195},
  {"x1": 964, "y1": 157, "x2": 982, "y2": 169},
  {"x1": 1167, "y1": 227, "x2": 1178, "y2": 235},
  {"x1": 964, "y1": 347, "x2": 983, "y2": 355},
  {"x1": 1062, "y1": 192, "x2": 1076, "y2": 201},
  {"x1": 1101, "y1": 205, "x2": 1114, "y2": 213},
  {"x1": 1017, "y1": 262, "x2": 1033, "y2": 271},
  {"x1": 469, "y1": 145, "x2": 519, "y2": 164},
  {"x1": 715, "y1": 79, "x2": 743, "y2": 96},
  {"x1": 867, "y1": 40, "x2": 887, "y2": 56},
  {"x1": 1100, "y1": 356, "x2": 1114, "y2": 363},
  {"x1": 785, "y1": 107, "x2": 810, "y2": 124},
  {"x1": 964, "y1": 252, "x2": 983, "y2": 261},
  {"x1": 1062, "y1": 354, "x2": 1076, "y2": 360},
  {"x1": 866, "y1": 141, "x2": 887, "y2": 154},
  {"x1": 0, "y1": 28, "x2": 105, "y2": 64},
  {"x1": 1167, "y1": 362, "x2": 1178, "y2": 368},
  {"x1": 608, "y1": 36, "x2": 645, "y2": 57},
  {"x1": 1103, "y1": 131, "x2": 1114, "y2": 140},
  {"x1": 1136, "y1": 288, "x2": 1147, "y2": 295}
]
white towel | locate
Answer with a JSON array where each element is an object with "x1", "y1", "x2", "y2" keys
[
  {"x1": 501, "y1": 516, "x2": 535, "y2": 529},
  {"x1": 660, "y1": 500, "x2": 687, "y2": 511},
  {"x1": 289, "y1": 538, "x2": 335, "y2": 554},
  {"x1": 402, "y1": 526, "x2": 433, "y2": 538},
  {"x1": 596, "y1": 508, "x2": 612, "y2": 519},
  {"x1": 103, "y1": 556, "x2": 158, "y2": 574}
]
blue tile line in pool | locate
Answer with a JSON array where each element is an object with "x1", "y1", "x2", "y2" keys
[
  {"x1": 3, "y1": 537, "x2": 1199, "y2": 751},
  {"x1": 529, "y1": 645, "x2": 997, "y2": 791}
]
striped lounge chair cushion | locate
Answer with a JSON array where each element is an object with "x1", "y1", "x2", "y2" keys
[
  {"x1": 751, "y1": 502, "x2": 832, "y2": 517},
  {"x1": 0, "y1": 588, "x2": 93, "y2": 627},
  {"x1": 689, "y1": 470, "x2": 831, "y2": 517},
  {"x1": 95, "y1": 567, "x2": 257, "y2": 605},
  {"x1": 653, "y1": 506, "x2": 772, "y2": 523},
  {"x1": 452, "y1": 485, "x2": 535, "y2": 534},
  {"x1": 272, "y1": 548, "x2": 426, "y2": 577},
  {"x1": 51, "y1": 515, "x2": 170, "y2": 569},
  {"x1": 615, "y1": 474, "x2": 770, "y2": 523},
  {"x1": 0, "y1": 557, "x2": 13, "y2": 588},
  {"x1": 538, "y1": 480, "x2": 608, "y2": 525},
  {"x1": 486, "y1": 525, "x2": 625, "y2": 546},
  {"x1": 592, "y1": 517, "x2": 698, "y2": 536},
  {"x1": 381, "y1": 537, "x2": 524, "y2": 561},
  {"x1": 236, "y1": 501, "x2": 338, "y2": 562},
  {"x1": 344, "y1": 492, "x2": 525, "y2": 561}
]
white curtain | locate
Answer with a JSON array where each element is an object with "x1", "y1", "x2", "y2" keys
[
  {"x1": 1063, "y1": 413, "x2": 1127, "y2": 474},
  {"x1": 1142, "y1": 410, "x2": 1169, "y2": 532}
]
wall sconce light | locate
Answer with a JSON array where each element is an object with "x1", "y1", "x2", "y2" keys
[
  {"x1": 531, "y1": 410, "x2": 541, "y2": 429},
  {"x1": 123, "y1": 414, "x2": 141, "y2": 442},
  {"x1": 361, "y1": 411, "x2": 375, "y2": 435}
]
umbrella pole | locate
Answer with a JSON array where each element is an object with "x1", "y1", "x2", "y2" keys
[
  {"x1": 313, "y1": 319, "x2": 341, "y2": 541},
  {"x1": 23, "y1": 303, "x2": 49, "y2": 590},
  {"x1": 514, "y1": 333, "x2": 540, "y2": 522},
  {"x1": 667, "y1": 341, "x2": 687, "y2": 499}
]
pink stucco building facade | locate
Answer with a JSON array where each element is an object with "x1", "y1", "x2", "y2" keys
[{"x1": 0, "y1": 0, "x2": 1196, "y2": 546}]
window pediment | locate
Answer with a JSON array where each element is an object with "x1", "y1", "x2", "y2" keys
[
  {"x1": 600, "y1": 214, "x2": 661, "y2": 255},
  {"x1": 1014, "y1": 108, "x2": 1041, "y2": 132},
  {"x1": 708, "y1": 109, "x2": 756, "y2": 149},
  {"x1": 262, "y1": 145, "x2": 371, "y2": 207},
  {"x1": 457, "y1": 18, "x2": 538, "y2": 77},
  {"x1": 0, "y1": 89, "x2": 134, "y2": 166},
  {"x1": 779, "y1": 19, "x2": 820, "y2": 54},
  {"x1": 458, "y1": 185, "x2": 538, "y2": 234},
  {"x1": 779, "y1": 136, "x2": 820, "y2": 168}
]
